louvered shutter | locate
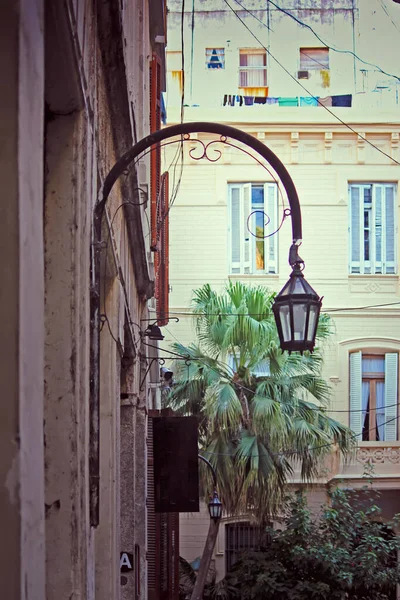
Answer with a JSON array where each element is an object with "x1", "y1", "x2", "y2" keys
[
  {"x1": 150, "y1": 54, "x2": 162, "y2": 252},
  {"x1": 384, "y1": 353, "x2": 398, "y2": 441},
  {"x1": 147, "y1": 417, "x2": 159, "y2": 600},
  {"x1": 384, "y1": 185, "x2": 396, "y2": 274},
  {"x1": 349, "y1": 351, "x2": 362, "y2": 435},
  {"x1": 242, "y1": 184, "x2": 252, "y2": 273},
  {"x1": 230, "y1": 186, "x2": 242, "y2": 273},
  {"x1": 374, "y1": 184, "x2": 383, "y2": 273},
  {"x1": 169, "y1": 513, "x2": 180, "y2": 600},
  {"x1": 264, "y1": 183, "x2": 278, "y2": 274},
  {"x1": 349, "y1": 185, "x2": 361, "y2": 274},
  {"x1": 156, "y1": 173, "x2": 169, "y2": 326}
]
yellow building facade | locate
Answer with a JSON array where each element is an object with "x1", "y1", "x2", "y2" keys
[{"x1": 164, "y1": 0, "x2": 400, "y2": 581}]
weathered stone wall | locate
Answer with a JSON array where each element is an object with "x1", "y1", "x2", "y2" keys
[
  {"x1": 1, "y1": 0, "x2": 163, "y2": 597},
  {"x1": 0, "y1": 1, "x2": 46, "y2": 598}
]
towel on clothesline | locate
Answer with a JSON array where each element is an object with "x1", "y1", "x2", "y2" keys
[
  {"x1": 278, "y1": 97, "x2": 299, "y2": 107},
  {"x1": 300, "y1": 96, "x2": 319, "y2": 107}
]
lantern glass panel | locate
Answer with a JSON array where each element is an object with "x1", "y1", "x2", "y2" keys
[
  {"x1": 306, "y1": 304, "x2": 319, "y2": 342},
  {"x1": 293, "y1": 278, "x2": 306, "y2": 294},
  {"x1": 279, "y1": 305, "x2": 291, "y2": 341},
  {"x1": 293, "y1": 303, "x2": 307, "y2": 341},
  {"x1": 209, "y1": 499, "x2": 222, "y2": 520}
]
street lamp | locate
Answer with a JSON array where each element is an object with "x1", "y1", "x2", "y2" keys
[
  {"x1": 272, "y1": 243, "x2": 322, "y2": 354},
  {"x1": 190, "y1": 455, "x2": 223, "y2": 600},
  {"x1": 208, "y1": 489, "x2": 223, "y2": 522},
  {"x1": 94, "y1": 122, "x2": 319, "y2": 365},
  {"x1": 143, "y1": 323, "x2": 165, "y2": 341}
]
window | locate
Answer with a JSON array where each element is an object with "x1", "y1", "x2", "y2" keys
[
  {"x1": 228, "y1": 354, "x2": 270, "y2": 377},
  {"x1": 350, "y1": 352, "x2": 398, "y2": 441},
  {"x1": 225, "y1": 522, "x2": 271, "y2": 572},
  {"x1": 206, "y1": 48, "x2": 225, "y2": 69},
  {"x1": 229, "y1": 183, "x2": 278, "y2": 275},
  {"x1": 349, "y1": 183, "x2": 396, "y2": 274},
  {"x1": 299, "y1": 47, "x2": 329, "y2": 71},
  {"x1": 239, "y1": 49, "x2": 267, "y2": 88}
]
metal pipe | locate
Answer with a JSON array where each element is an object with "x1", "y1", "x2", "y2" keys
[
  {"x1": 198, "y1": 453, "x2": 217, "y2": 489},
  {"x1": 95, "y1": 122, "x2": 302, "y2": 244}
]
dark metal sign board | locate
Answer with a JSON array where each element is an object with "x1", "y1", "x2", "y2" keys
[{"x1": 153, "y1": 416, "x2": 199, "y2": 513}]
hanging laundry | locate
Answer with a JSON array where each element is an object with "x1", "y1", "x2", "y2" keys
[
  {"x1": 278, "y1": 97, "x2": 298, "y2": 107},
  {"x1": 244, "y1": 96, "x2": 254, "y2": 105},
  {"x1": 254, "y1": 97, "x2": 267, "y2": 104},
  {"x1": 266, "y1": 97, "x2": 279, "y2": 105},
  {"x1": 223, "y1": 94, "x2": 228, "y2": 106},
  {"x1": 160, "y1": 92, "x2": 167, "y2": 124},
  {"x1": 332, "y1": 94, "x2": 352, "y2": 107},
  {"x1": 300, "y1": 96, "x2": 319, "y2": 107},
  {"x1": 318, "y1": 96, "x2": 332, "y2": 107}
]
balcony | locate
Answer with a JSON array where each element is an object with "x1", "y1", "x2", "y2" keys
[
  {"x1": 336, "y1": 442, "x2": 400, "y2": 489},
  {"x1": 288, "y1": 442, "x2": 400, "y2": 490}
]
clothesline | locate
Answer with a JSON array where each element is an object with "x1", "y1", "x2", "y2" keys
[{"x1": 222, "y1": 94, "x2": 352, "y2": 107}]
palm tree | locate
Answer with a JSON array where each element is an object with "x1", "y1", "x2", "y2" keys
[{"x1": 168, "y1": 281, "x2": 354, "y2": 523}]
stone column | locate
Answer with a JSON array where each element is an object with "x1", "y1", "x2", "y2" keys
[{"x1": 0, "y1": 1, "x2": 46, "y2": 597}]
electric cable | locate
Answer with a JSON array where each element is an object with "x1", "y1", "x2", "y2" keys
[
  {"x1": 376, "y1": 0, "x2": 400, "y2": 34},
  {"x1": 162, "y1": 301, "x2": 400, "y2": 318},
  {"x1": 222, "y1": 0, "x2": 400, "y2": 166},
  {"x1": 198, "y1": 413, "x2": 400, "y2": 458},
  {"x1": 163, "y1": 327, "x2": 400, "y2": 416},
  {"x1": 264, "y1": 0, "x2": 400, "y2": 82}
]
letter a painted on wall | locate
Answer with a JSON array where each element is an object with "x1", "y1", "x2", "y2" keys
[{"x1": 120, "y1": 552, "x2": 134, "y2": 572}]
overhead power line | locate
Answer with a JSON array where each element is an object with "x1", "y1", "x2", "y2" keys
[
  {"x1": 222, "y1": 0, "x2": 400, "y2": 166},
  {"x1": 163, "y1": 327, "x2": 400, "y2": 416},
  {"x1": 264, "y1": 0, "x2": 400, "y2": 82}
]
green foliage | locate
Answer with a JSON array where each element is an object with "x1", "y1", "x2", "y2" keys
[
  {"x1": 167, "y1": 283, "x2": 354, "y2": 521},
  {"x1": 223, "y1": 488, "x2": 400, "y2": 600},
  {"x1": 179, "y1": 557, "x2": 237, "y2": 600}
]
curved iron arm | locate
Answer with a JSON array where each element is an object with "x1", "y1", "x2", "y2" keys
[
  {"x1": 90, "y1": 122, "x2": 304, "y2": 527},
  {"x1": 198, "y1": 454, "x2": 217, "y2": 489},
  {"x1": 94, "y1": 122, "x2": 302, "y2": 246}
]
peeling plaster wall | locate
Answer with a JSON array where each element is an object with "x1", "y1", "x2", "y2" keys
[
  {"x1": 1, "y1": 0, "x2": 160, "y2": 598},
  {"x1": 167, "y1": 0, "x2": 399, "y2": 108},
  {"x1": 0, "y1": 1, "x2": 46, "y2": 599}
]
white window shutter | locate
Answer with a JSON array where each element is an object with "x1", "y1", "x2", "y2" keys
[
  {"x1": 242, "y1": 184, "x2": 252, "y2": 274},
  {"x1": 373, "y1": 184, "x2": 383, "y2": 273},
  {"x1": 230, "y1": 186, "x2": 242, "y2": 273},
  {"x1": 384, "y1": 353, "x2": 398, "y2": 441},
  {"x1": 349, "y1": 185, "x2": 361, "y2": 274},
  {"x1": 384, "y1": 185, "x2": 396, "y2": 274},
  {"x1": 349, "y1": 351, "x2": 362, "y2": 436},
  {"x1": 264, "y1": 183, "x2": 278, "y2": 274}
]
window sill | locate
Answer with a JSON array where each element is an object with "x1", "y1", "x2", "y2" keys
[
  {"x1": 348, "y1": 274, "x2": 398, "y2": 278},
  {"x1": 229, "y1": 274, "x2": 279, "y2": 279},
  {"x1": 357, "y1": 441, "x2": 400, "y2": 447}
]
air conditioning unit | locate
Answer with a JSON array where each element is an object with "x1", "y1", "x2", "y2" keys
[{"x1": 297, "y1": 70, "x2": 310, "y2": 79}]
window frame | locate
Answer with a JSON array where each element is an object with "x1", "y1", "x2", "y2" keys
[
  {"x1": 238, "y1": 48, "x2": 267, "y2": 89},
  {"x1": 228, "y1": 182, "x2": 278, "y2": 276},
  {"x1": 349, "y1": 350, "x2": 398, "y2": 441},
  {"x1": 299, "y1": 47, "x2": 329, "y2": 71},
  {"x1": 361, "y1": 354, "x2": 385, "y2": 441},
  {"x1": 205, "y1": 47, "x2": 225, "y2": 70},
  {"x1": 225, "y1": 521, "x2": 270, "y2": 573},
  {"x1": 349, "y1": 182, "x2": 397, "y2": 275}
]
